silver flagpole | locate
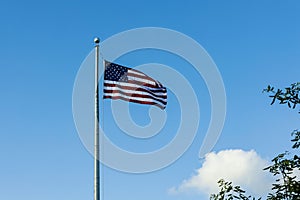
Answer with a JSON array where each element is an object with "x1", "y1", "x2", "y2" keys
[{"x1": 94, "y1": 37, "x2": 100, "y2": 200}]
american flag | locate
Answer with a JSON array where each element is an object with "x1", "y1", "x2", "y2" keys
[{"x1": 103, "y1": 60, "x2": 167, "y2": 109}]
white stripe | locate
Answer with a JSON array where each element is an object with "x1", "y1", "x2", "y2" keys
[
  {"x1": 104, "y1": 85, "x2": 167, "y2": 99},
  {"x1": 128, "y1": 69, "x2": 147, "y2": 77},
  {"x1": 128, "y1": 69, "x2": 162, "y2": 87},
  {"x1": 104, "y1": 93, "x2": 166, "y2": 107},
  {"x1": 127, "y1": 75, "x2": 156, "y2": 86},
  {"x1": 104, "y1": 80, "x2": 166, "y2": 92}
]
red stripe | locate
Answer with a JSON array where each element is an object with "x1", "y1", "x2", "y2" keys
[
  {"x1": 104, "y1": 89, "x2": 167, "y2": 105},
  {"x1": 127, "y1": 71, "x2": 157, "y2": 83},
  {"x1": 103, "y1": 96, "x2": 165, "y2": 109},
  {"x1": 104, "y1": 82, "x2": 167, "y2": 96},
  {"x1": 125, "y1": 80, "x2": 160, "y2": 89}
]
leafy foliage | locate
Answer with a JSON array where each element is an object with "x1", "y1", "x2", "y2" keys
[
  {"x1": 210, "y1": 83, "x2": 300, "y2": 200},
  {"x1": 210, "y1": 179, "x2": 260, "y2": 200},
  {"x1": 263, "y1": 83, "x2": 300, "y2": 199},
  {"x1": 263, "y1": 130, "x2": 300, "y2": 200},
  {"x1": 263, "y1": 83, "x2": 300, "y2": 111}
]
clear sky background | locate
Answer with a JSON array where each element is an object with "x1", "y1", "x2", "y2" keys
[{"x1": 1, "y1": 1, "x2": 300, "y2": 200}]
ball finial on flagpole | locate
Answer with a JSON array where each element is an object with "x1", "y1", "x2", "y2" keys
[{"x1": 94, "y1": 37, "x2": 100, "y2": 44}]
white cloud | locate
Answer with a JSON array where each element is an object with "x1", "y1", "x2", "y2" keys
[{"x1": 169, "y1": 149, "x2": 274, "y2": 197}]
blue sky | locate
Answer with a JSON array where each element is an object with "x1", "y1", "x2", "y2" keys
[{"x1": 1, "y1": 1, "x2": 300, "y2": 200}]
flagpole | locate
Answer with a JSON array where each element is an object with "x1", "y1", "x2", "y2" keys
[{"x1": 94, "y1": 37, "x2": 100, "y2": 200}]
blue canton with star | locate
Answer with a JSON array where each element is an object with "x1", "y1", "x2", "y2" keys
[{"x1": 104, "y1": 62, "x2": 129, "y2": 82}]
